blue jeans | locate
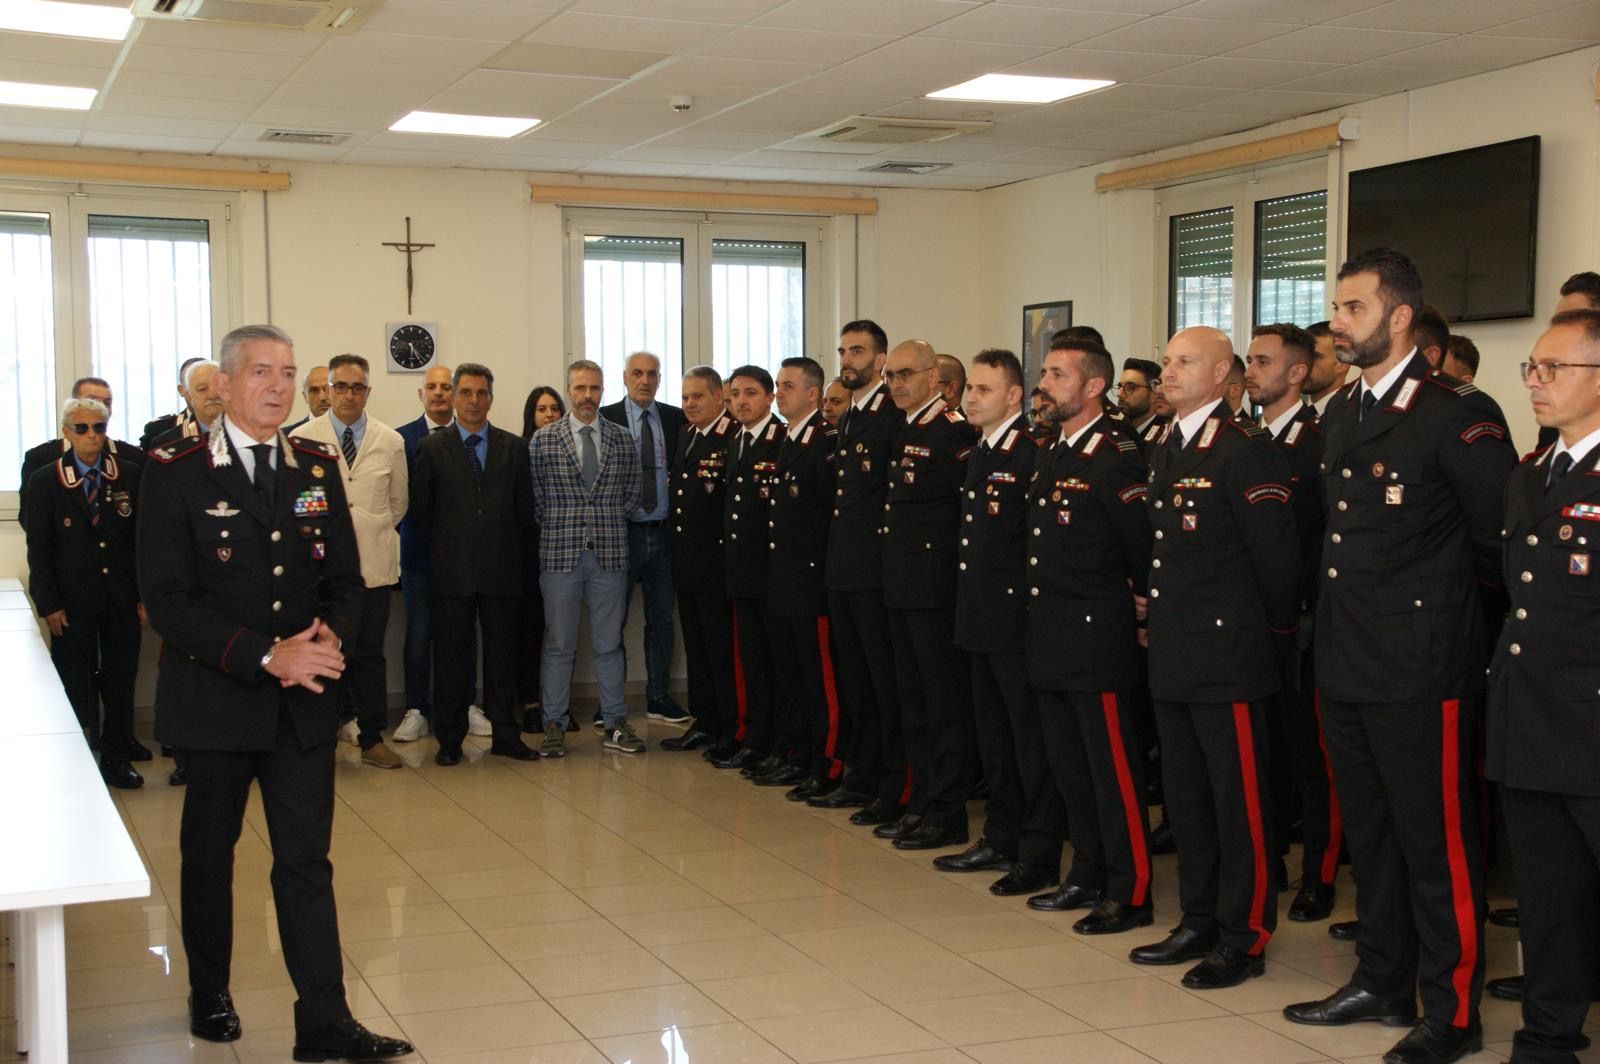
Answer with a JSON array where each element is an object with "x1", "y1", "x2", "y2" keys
[
  {"x1": 541, "y1": 551, "x2": 628, "y2": 730},
  {"x1": 401, "y1": 568, "x2": 476, "y2": 716},
  {"x1": 622, "y1": 522, "x2": 676, "y2": 705}
]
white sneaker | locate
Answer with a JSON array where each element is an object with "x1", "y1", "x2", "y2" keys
[
  {"x1": 393, "y1": 708, "x2": 430, "y2": 743},
  {"x1": 337, "y1": 719, "x2": 360, "y2": 745},
  {"x1": 467, "y1": 705, "x2": 492, "y2": 737}
]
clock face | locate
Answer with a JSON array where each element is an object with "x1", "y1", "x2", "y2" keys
[{"x1": 387, "y1": 322, "x2": 437, "y2": 372}]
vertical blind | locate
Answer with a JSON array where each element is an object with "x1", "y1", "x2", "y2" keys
[
  {"x1": 1254, "y1": 191, "x2": 1328, "y2": 327},
  {"x1": 581, "y1": 235, "x2": 685, "y2": 405},
  {"x1": 711, "y1": 239, "x2": 805, "y2": 385},
  {"x1": 1170, "y1": 206, "x2": 1234, "y2": 332},
  {"x1": 0, "y1": 212, "x2": 56, "y2": 491}
]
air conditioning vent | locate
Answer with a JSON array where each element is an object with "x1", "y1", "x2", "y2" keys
[
  {"x1": 131, "y1": 0, "x2": 381, "y2": 33},
  {"x1": 260, "y1": 129, "x2": 351, "y2": 145},
  {"x1": 800, "y1": 115, "x2": 991, "y2": 146},
  {"x1": 862, "y1": 161, "x2": 953, "y2": 175}
]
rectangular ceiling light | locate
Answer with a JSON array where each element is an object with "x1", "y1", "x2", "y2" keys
[
  {"x1": 0, "y1": 0, "x2": 134, "y2": 40},
  {"x1": 0, "y1": 80, "x2": 97, "y2": 110},
  {"x1": 927, "y1": 74, "x2": 1114, "y2": 105},
  {"x1": 389, "y1": 110, "x2": 540, "y2": 138}
]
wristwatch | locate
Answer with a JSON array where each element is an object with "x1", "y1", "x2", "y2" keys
[{"x1": 260, "y1": 645, "x2": 276, "y2": 671}]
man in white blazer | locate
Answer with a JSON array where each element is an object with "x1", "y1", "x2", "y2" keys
[{"x1": 292, "y1": 353, "x2": 409, "y2": 768}]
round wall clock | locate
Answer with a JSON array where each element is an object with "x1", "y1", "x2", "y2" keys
[{"x1": 386, "y1": 321, "x2": 438, "y2": 372}]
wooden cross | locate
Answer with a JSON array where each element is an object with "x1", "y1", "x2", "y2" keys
[{"x1": 381, "y1": 216, "x2": 435, "y2": 315}]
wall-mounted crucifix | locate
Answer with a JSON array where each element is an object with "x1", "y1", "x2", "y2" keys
[{"x1": 381, "y1": 216, "x2": 435, "y2": 315}]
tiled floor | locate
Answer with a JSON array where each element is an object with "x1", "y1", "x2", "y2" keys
[{"x1": 4, "y1": 718, "x2": 1593, "y2": 1063}]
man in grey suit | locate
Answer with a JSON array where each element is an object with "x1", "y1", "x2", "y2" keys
[{"x1": 530, "y1": 359, "x2": 643, "y2": 757}]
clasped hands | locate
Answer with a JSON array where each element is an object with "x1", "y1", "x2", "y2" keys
[{"x1": 262, "y1": 617, "x2": 344, "y2": 693}]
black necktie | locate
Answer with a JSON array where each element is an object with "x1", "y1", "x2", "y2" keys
[
  {"x1": 1547, "y1": 451, "x2": 1573, "y2": 492},
  {"x1": 83, "y1": 466, "x2": 101, "y2": 526},
  {"x1": 342, "y1": 425, "x2": 357, "y2": 466},
  {"x1": 841, "y1": 405, "x2": 855, "y2": 436},
  {"x1": 639, "y1": 410, "x2": 658, "y2": 512},
  {"x1": 1170, "y1": 422, "x2": 1185, "y2": 451},
  {"x1": 250, "y1": 443, "x2": 276, "y2": 508},
  {"x1": 980, "y1": 439, "x2": 992, "y2": 456},
  {"x1": 430, "y1": 423, "x2": 446, "y2": 434},
  {"x1": 464, "y1": 433, "x2": 483, "y2": 479},
  {"x1": 1359, "y1": 389, "x2": 1377, "y2": 421},
  {"x1": 739, "y1": 430, "x2": 751, "y2": 462}
]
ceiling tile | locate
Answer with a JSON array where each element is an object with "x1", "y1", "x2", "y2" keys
[
  {"x1": 578, "y1": 159, "x2": 697, "y2": 177},
  {"x1": 1, "y1": 60, "x2": 113, "y2": 88},
  {"x1": 441, "y1": 70, "x2": 621, "y2": 104},
  {"x1": 131, "y1": 20, "x2": 325, "y2": 56},
  {"x1": 1001, "y1": 102, "x2": 1165, "y2": 129},
  {"x1": 859, "y1": 137, "x2": 1016, "y2": 161},
  {"x1": 363, "y1": 129, "x2": 542, "y2": 152},
  {"x1": 229, "y1": 122, "x2": 376, "y2": 148},
  {"x1": 603, "y1": 78, "x2": 764, "y2": 113},
  {"x1": 645, "y1": 56, "x2": 826, "y2": 88},
  {"x1": 1076, "y1": 15, "x2": 1302, "y2": 54},
  {"x1": 790, "y1": 64, "x2": 971, "y2": 98},
  {"x1": 1165, "y1": 0, "x2": 1389, "y2": 21},
  {"x1": 998, "y1": 145, "x2": 1125, "y2": 165},
  {"x1": 1330, "y1": 0, "x2": 1578, "y2": 34},
  {"x1": 247, "y1": 103, "x2": 405, "y2": 131},
  {"x1": 529, "y1": 121, "x2": 670, "y2": 144},
  {"x1": 1187, "y1": 88, "x2": 1372, "y2": 116},
  {"x1": 414, "y1": 93, "x2": 571, "y2": 121},
  {"x1": 339, "y1": 146, "x2": 483, "y2": 167},
  {"x1": 0, "y1": 32, "x2": 120, "y2": 67},
  {"x1": 99, "y1": 92, "x2": 257, "y2": 122},
  {"x1": 1376, "y1": 34, "x2": 1584, "y2": 70},
  {"x1": 696, "y1": 26, "x2": 894, "y2": 64},
  {"x1": 84, "y1": 112, "x2": 240, "y2": 140},
  {"x1": 469, "y1": 155, "x2": 585, "y2": 171},
  {"x1": 1078, "y1": 82, "x2": 1235, "y2": 109},
  {"x1": 212, "y1": 138, "x2": 367, "y2": 162},
  {"x1": 289, "y1": 58, "x2": 466, "y2": 91},
  {"x1": 576, "y1": 0, "x2": 788, "y2": 19},
  {"x1": 0, "y1": 106, "x2": 91, "y2": 129},
  {"x1": 526, "y1": 12, "x2": 737, "y2": 52},
  {"x1": 120, "y1": 44, "x2": 305, "y2": 80},
  {"x1": 649, "y1": 129, "x2": 780, "y2": 150},
  {"x1": 941, "y1": 159, "x2": 1062, "y2": 181},
  {"x1": 741, "y1": 89, "x2": 920, "y2": 115},
  {"x1": 1117, "y1": 109, "x2": 1266, "y2": 135},
  {"x1": 1004, "y1": 46, "x2": 1202, "y2": 80},
  {"x1": 478, "y1": 136, "x2": 621, "y2": 158},
  {"x1": 859, "y1": 36, "x2": 1053, "y2": 74},
  {"x1": 1057, "y1": 128, "x2": 1195, "y2": 151},
  {"x1": 1484, "y1": 1, "x2": 1600, "y2": 40},
  {"x1": 0, "y1": 125, "x2": 81, "y2": 146},
  {"x1": 267, "y1": 82, "x2": 433, "y2": 113},
  {"x1": 608, "y1": 144, "x2": 746, "y2": 163},
  {"x1": 1274, "y1": 63, "x2": 1467, "y2": 95},
  {"x1": 313, "y1": 32, "x2": 508, "y2": 68},
  {"x1": 962, "y1": 123, "x2": 1085, "y2": 145},
  {"x1": 1003, "y1": 0, "x2": 1191, "y2": 13},
  {"x1": 484, "y1": 42, "x2": 668, "y2": 79},
  {"x1": 919, "y1": 4, "x2": 1143, "y2": 47},
  {"x1": 80, "y1": 130, "x2": 222, "y2": 153},
  {"x1": 864, "y1": 97, "x2": 1030, "y2": 121},
  {"x1": 756, "y1": 0, "x2": 980, "y2": 36},
  {"x1": 1142, "y1": 55, "x2": 1342, "y2": 89},
  {"x1": 362, "y1": 0, "x2": 557, "y2": 40},
  {"x1": 1227, "y1": 24, "x2": 1450, "y2": 63},
  {"x1": 111, "y1": 70, "x2": 280, "y2": 103}
]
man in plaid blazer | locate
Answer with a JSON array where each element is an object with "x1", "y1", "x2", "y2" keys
[{"x1": 530, "y1": 359, "x2": 643, "y2": 756}]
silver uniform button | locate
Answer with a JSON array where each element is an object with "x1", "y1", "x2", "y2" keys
[
  {"x1": 1338, "y1": 501, "x2": 1348, "y2": 511},
  {"x1": 1527, "y1": 534, "x2": 1538, "y2": 546},
  {"x1": 959, "y1": 562, "x2": 967, "y2": 570},
  {"x1": 961, "y1": 538, "x2": 969, "y2": 546},
  {"x1": 273, "y1": 565, "x2": 284, "y2": 576},
  {"x1": 1155, "y1": 530, "x2": 1163, "y2": 539},
  {"x1": 1150, "y1": 588, "x2": 1159, "y2": 598},
  {"x1": 1152, "y1": 559, "x2": 1161, "y2": 568},
  {"x1": 220, "y1": 530, "x2": 229, "y2": 539},
  {"x1": 1341, "y1": 468, "x2": 1352, "y2": 478},
  {"x1": 1154, "y1": 500, "x2": 1163, "y2": 509},
  {"x1": 1030, "y1": 557, "x2": 1038, "y2": 565},
  {"x1": 271, "y1": 530, "x2": 282, "y2": 542},
  {"x1": 1030, "y1": 587, "x2": 1039, "y2": 597},
  {"x1": 1327, "y1": 567, "x2": 1338, "y2": 579},
  {"x1": 1521, "y1": 571, "x2": 1533, "y2": 583},
  {"x1": 1515, "y1": 608, "x2": 1527, "y2": 620},
  {"x1": 101, "y1": 567, "x2": 109, "y2": 574},
  {"x1": 1032, "y1": 528, "x2": 1040, "y2": 536},
  {"x1": 1215, "y1": 618, "x2": 1223, "y2": 627},
  {"x1": 967, "y1": 490, "x2": 976, "y2": 499},
  {"x1": 1330, "y1": 533, "x2": 1341, "y2": 544},
  {"x1": 272, "y1": 600, "x2": 282, "y2": 611},
  {"x1": 1509, "y1": 643, "x2": 1521, "y2": 655}
]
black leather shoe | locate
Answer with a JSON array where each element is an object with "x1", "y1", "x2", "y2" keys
[
  {"x1": 711, "y1": 747, "x2": 759, "y2": 770},
  {"x1": 1485, "y1": 975, "x2": 1522, "y2": 1002},
  {"x1": 1027, "y1": 883, "x2": 1102, "y2": 912},
  {"x1": 1129, "y1": 926, "x2": 1216, "y2": 966},
  {"x1": 190, "y1": 991, "x2": 241, "y2": 1043},
  {"x1": 1284, "y1": 984, "x2": 1417, "y2": 1026},
  {"x1": 128, "y1": 738, "x2": 154, "y2": 762},
  {"x1": 661, "y1": 728, "x2": 715, "y2": 751},
  {"x1": 489, "y1": 740, "x2": 538, "y2": 761},
  {"x1": 894, "y1": 821, "x2": 968, "y2": 850},
  {"x1": 161, "y1": 744, "x2": 175, "y2": 758},
  {"x1": 293, "y1": 1017, "x2": 414, "y2": 1062},
  {"x1": 810, "y1": 787, "x2": 872, "y2": 809},
  {"x1": 434, "y1": 746, "x2": 462, "y2": 766},
  {"x1": 1381, "y1": 1018, "x2": 1481, "y2": 1064},
  {"x1": 1073, "y1": 899, "x2": 1154, "y2": 935},
  {"x1": 522, "y1": 710, "x2": 541, "y2": 733},
  {"x1": 742, "y1": 754, "x2": 784, "y2": 779},
  {"x1": 1149, "y1": 819, "x2": 1176, "y2": 855},
  {"x1": 101, "y1": 759, "x2": 144, "y2": 789},
  {"x1": 753, "y1": 763, "x2": 809, "y2": 787},
  {"x1": 851, "y1": 800, "x2": 904, "y2": 826},
  {"x1": 990, "y1": 864, "x2": 1058, "y2": 896},
  {"x1": 933, "y1": 839, "x2": 1014, "y2": 873},
  {"x1": 1328, "y1": 919, "x2": 1361, "y2": 941},
  {"x1": 1288, "y1": 882, "x2": 1336, "y2": 922},
  {"x1": 787, "y1": 776, "x2": 834, "y2": 802},
  {"x1": 168, "y1": 766, "x2": 187, "y2": 786},
  {"x1": 873, "y1": 813, "x2": 923, "y2": 839},
  {"x1": 1486, "y1": 907, "x2": 1519, "y2": 929},
  {"x1": 1183, "y1": 944, "x2": 1265, "y2": 989},
  {"x1": 565, "y1": 716, "x2": 580, "y2": 733}
]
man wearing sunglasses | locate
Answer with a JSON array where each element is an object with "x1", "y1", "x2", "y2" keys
[{"x1": 18, "y1": 376, "x2": 143, "y2": 528}]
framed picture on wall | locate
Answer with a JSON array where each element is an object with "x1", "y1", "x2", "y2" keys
[{"x1": 1021, "y1": 300, "x2": 1073, "y2": 389}]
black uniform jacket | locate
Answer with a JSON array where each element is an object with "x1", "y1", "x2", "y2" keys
[
  {"x1": 25, "y1": 451, "x2": 141, "y2": 618},
  {"x1": 19, "y1": 436, "x2": 141, "y2": 526},
  {"x1": 826, "y1": 385, "x2": 897, "y2": 593},
  {"x1": 1133, "y1": 413, "x2": 1172, "y2": 453},
  {"x1": 140, "y1": 411, "x2": 183, "y2": 451},
  {"x1": 409, "y1": 424, "x2": 535, "y2": 598},
  {"x1": 1272, "y1": 404, "x2": 1326, "y2": 609},
  {"x1": 1025, "y1": 416, "x2": 1152, "y2": 693},
  {"x1": 723, "y1": 416, "x2": 786, "y2": 599},
  {"x1": 669, "y1": 414, "x2": 734, "y2": 592},
  {"x1": 137, "y1": 425, "x2": 363, "y2": 753},
  {"x1": 767, "y1": 411, "x2": 836, "y2": 619},
  {"x1": 954, "y1": 416, "x2": 1036, "y2": 654},
  {"x1": 1487, "y1": 444, "x2": 1600, "y2": 796},
  {"x1": 1315, "y1": 353, "x2": 1516, "y2": 703},
  {"x1": 882, "y1": 396, "x2": 979, "y2": 611},
  {"x1": 1145, "y1": 401, "x2": 1299, "y2": 704}
]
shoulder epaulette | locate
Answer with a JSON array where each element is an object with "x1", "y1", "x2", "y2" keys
[
  {"x1": 1116, "y1": 437, "x2": 1138, "y2": 454},
  {"x1": 1227, "y1": 418, "x2": 1267, "y2": 439},
  {"x1": 149, "y1": 438, "x2": 204, "y2": 464},
  {"x1": 1521, "y1": 443, "x2": 1555, "y2": 465},
  {"x1": 711, "y1": 415, "x2": 733, "y2": 437},
  {"x1": 1426, "y1": 372, "x2": 1479, "y2": 398},
  {"x1": 943, "y1": 409, "x2": 965, "y2": 423},
  {"x1": 291, "y1": 437, "x2": 338, "y2": 458},
  {"x1": 867, "y1": 390, "x2": 885, "y2": 413}
]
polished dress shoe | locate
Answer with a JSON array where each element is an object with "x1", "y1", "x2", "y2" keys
[
  {"x1": 711, "y1": 746, "x2": 759, "y2": 770},
  {"x1": 1129, "y1": 926, "x2": 1216, "y2": 966},
  {"x1": 851, "y1": 800, "x2": 904, "y2": 826},
  {"x1": 873, "y1": 813, "x2": 923, "y2": 840},
  {"x1": 128, "y1": 738, "x2": 154, "y2": 762},
  {"x1": 990, "y1": 864, "x2": 1058, "y2": 896},
  {"x1": 1485, "y1": 975, "x2": 1522, "y2": 1002},
  {"x1": 1284, "y1": 984, "x2": 1417, "y2": 1027},
  {"x1": 1148, "y1": 819, "x2": 1176, "y2": 855},
  {"x1": 742, "y1": 754, "x2": 784, "y2": 779},
  {"x1": 1182, "y1": 944, "x2": 1265, "y2": 989},
  {"x1": 1027, "y1": 883, "x2": 1102, "y2": 912},
  {"x1": 753, "y1": 763, "x2": 809, "y2": 787},
  {"x1": 1381, "y1": 1018, "x2": 1481, "y2": 1064},
  {"x1": 1073, "y1": 899, "x2": 1154, "y2": 935},
  {"x1": 810, "y1": 787, "x2": 872, "y2": 809},
  {"x1": 1288, "y1": 881, "x2": 1336, "y2": 922},
  {"x1": 1328, "y1": 919, "x2": 1361, "y2": 940},
  {"x1": 293, "y1": 1017, "x2": 414, "y2": 1062},
  {"x1": 100, "y1": 759, "x2": 144, "y2": 789},
  {"x1": 661, "y1": 728, "x2": 715, "y2": 752},
  {"x1": 160, "y1": 744, "x2": 175, "y2": 757},
  {"x1": 1486, "y1": 906, "x2": 1519, "y2": 928},
  {"x1": 434, "y1": 746, "x2": 462, "y2": 766},
  {"x1": 933, "y1": 838, "x2": 1014, "y2": 873},
  {"x1": 893, "y1": 821, "x2": 968, "y2": 851},
  {"x1": 786, "y1": 776, "x2": 834, "y2": 802},
  {"x1": 489, "y1": 740, "x2": 539, "y2": 761},
  {"x1": 168, "y1": 766, "x2": 187, "y2": 786},
  {"x1": 190, "y1": 990, "x2": 241, "y2": 1042}
]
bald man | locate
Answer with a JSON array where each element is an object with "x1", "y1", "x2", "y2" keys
[
  {"x1": 936, "y1": 353, "x2": 967, "y2": 414},
  {"x1": 1129, "y1": 326, "x2": 1299, "y2": 990}
]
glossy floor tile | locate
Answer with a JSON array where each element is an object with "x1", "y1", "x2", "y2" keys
[{"x1": 3, "y1": 718, "x2": 1586, "y2": 1063}]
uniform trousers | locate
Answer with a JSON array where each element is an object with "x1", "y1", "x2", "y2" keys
[
  {"x1": 433, "y1": 594, "x2": 519, "y2": 748},
  {"x1": 343, "y1": 585, "x2": 392, "y2": 749},
  {"x1": 730, "y1": 597, "x2": 778, "y2": 755},
  {"x1": 1319, "y1": 697, "x2": 1485, "y2": 1028},
  {"x1": 827, "y1": 588, "x2": 905, "y2": 804},
  {"x1": 972, "y1": 653, "x2": 1063, "y2": 870},
  {"x1": 51, "y1": 607, "x2": 140, "y2": 760},
  {"x1": 889, "y1": 606, "x2": 974, "y2": 832},
  {"x1": 1038, "y1": 689, "x2": 1151, "y2": 905},
  {"x1": 767, "y1": 614, "x2": 846, "y2": 779},
  {"x1": 678, "y1": 588, "x2": 736, "y2": 744},
  {"x1": 1281, "y1": 667, "x2": 1342, "y2": 887},
  {"x1": 180, "y1": 710, "x2": 349, "y2": 1032},
  {"x1": 1155, "y1": 698, "x2": 1277, "y2": 955}
]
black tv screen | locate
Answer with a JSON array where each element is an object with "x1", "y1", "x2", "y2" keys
[{"x1": 1346, "y1": 135, "x2": 1539, "y2": 323}]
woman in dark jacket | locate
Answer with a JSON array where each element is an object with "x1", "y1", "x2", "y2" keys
[{"x1": 519, "y1": 386, "x2": 566, "y2": 731}]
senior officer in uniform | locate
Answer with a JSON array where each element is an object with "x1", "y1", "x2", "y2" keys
[
  {"x1": 137, "y1": 324, "x2": 412, "y2": 1061},
  {"x1": 19, "y1": 376, "x2": 143, "y2": 528},
  {"x1": 877, "y1": 339, "x2": 980, "y2": 851},
  {"x1": 1132, "y1": 325, "x2": 1298, "y2": 990},
  {"x1": 939, "y1": 348, "x2": 1061, "y2": 894},
  {"x1": 661, "y1": 367, "x2": 738, "y2": 755},
  {"x1": 1489, "y1": 308, "x2": 1600, "y2": 1064},
  {"x1": 1023, "y1": 337, "x2": 1156, "y2": 933},
  {"x1": 25, "y1": 395, "x2": 145, "y2": 788},
  {"x1": 1283, "y1": 249, "x2": 1516, "y2": 1064}
]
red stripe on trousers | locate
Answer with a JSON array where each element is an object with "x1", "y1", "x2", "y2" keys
[
  {"x1": 1231, "y1": 701, "x2": 1272, "y2": 956},
  {"x1": 899, "y1": 767, "x2": 913, "y2": 806},
  {"x1": 730, "y1": 606, "x2": 748, "y2": 742},
  {"x1": 1440, "y1": 698, "x2": 1478, "y2": 1029},
  {"x1": 1312, "y1": 691, "x2": 1343, "y2": 886},
  {"x1": 816, "y1": 617, "x2": 843, "y2": 780},
  {"x1": 1101, "y1": 692, "x2": 1152, "y2": 907}
]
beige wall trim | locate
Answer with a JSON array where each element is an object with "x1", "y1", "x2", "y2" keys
[
  {"x1": 531, "y1": 184, "x2": 877, "y2": 215},
  {"x1": 1094, "y1": 122, "x2": 1346, "y2": 193},
  {"x1": 0, "y1": 155, "x2": 290, "y2": 191}
]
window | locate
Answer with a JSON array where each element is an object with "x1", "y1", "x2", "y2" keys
[
  {"x1": 1169, "y1": 206, "x2": 1234, "y2": 332},
  {"x1": 0, "y1": 212, "x2": 59, "y2": 492},
  {"x1": 710, "y1": 239, "x2": 805, "y2": 383},
  {"x1": 581, "y1": 235, "x2": 684, "y2": 401},
  {"x1": 1254, "y1": 191, "x2": 1328, "y2": 327}
]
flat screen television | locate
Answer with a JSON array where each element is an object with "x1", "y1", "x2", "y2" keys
[{"x1": 1345, "y1": 135, "x2": 1539, "y2": 322}]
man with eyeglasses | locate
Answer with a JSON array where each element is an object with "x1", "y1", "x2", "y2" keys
[
  {"x1": 20, "y1": 376, "x2": 143, "y2": 528},
  {"x1": 291, "y1": 354, "x2": 408, "y2": 769},
  {"x1": 1117, "y1": 358, "x2": 1167, "y2": 450}
]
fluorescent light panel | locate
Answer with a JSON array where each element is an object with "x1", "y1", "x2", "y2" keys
[
  {"x1": 0, "y1": 80, "x2": 96, "y2": 110},
  {"x1": 389, "y1": 111, "x2": 540, "y2": 138},
  {"x1": 927, "y1": 74, "x2": 1114, "y2": 105},
  {"x1": 0, "y1": 0, "x2": 133, "y2": 40}
]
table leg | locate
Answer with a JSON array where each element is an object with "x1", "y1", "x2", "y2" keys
[{"x1": 21, "y1": 906, "x2": 65, "y2": 1062}]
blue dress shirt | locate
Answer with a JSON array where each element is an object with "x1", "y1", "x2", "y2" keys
[{"x1": 456, "y1": 420, "x2": 490, "y2": 469}]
